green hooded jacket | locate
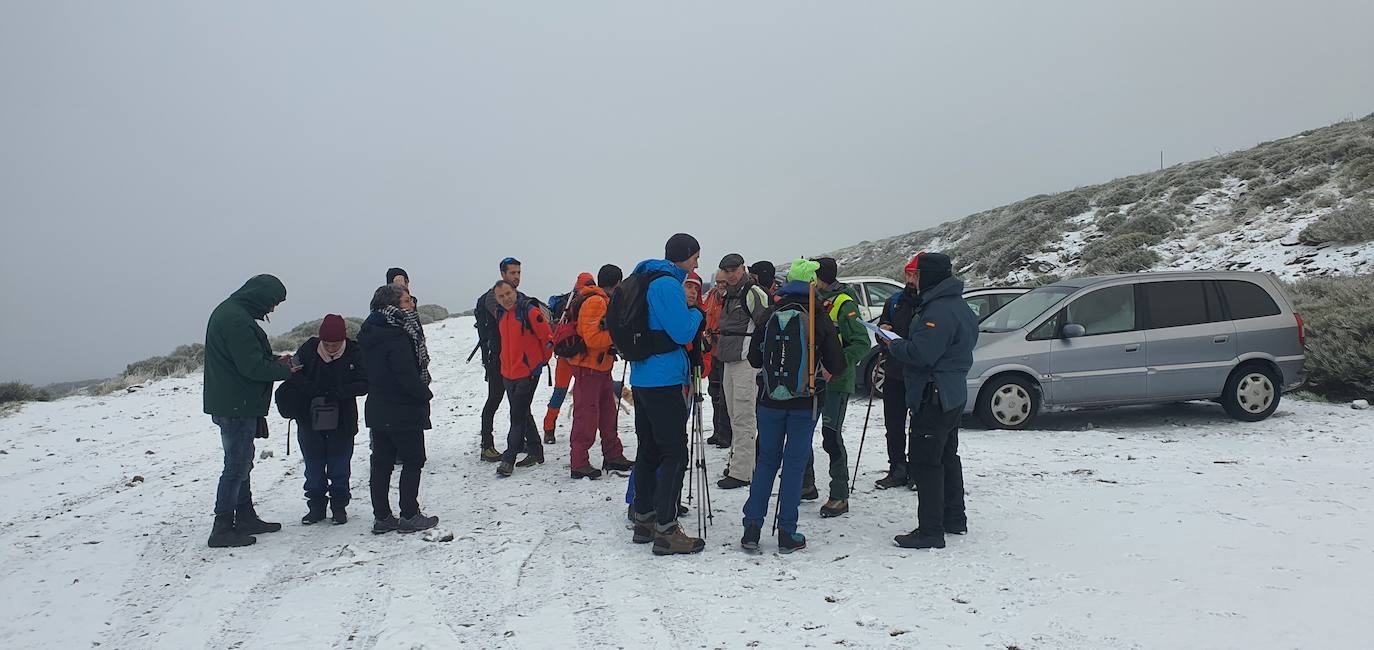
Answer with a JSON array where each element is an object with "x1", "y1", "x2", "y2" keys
[
  {"x1": 203, "y1": 275, "x2": 292, "y2": 417},
  {"x1": 820, "y1": 282, "x2": 870, "y2": 395}
]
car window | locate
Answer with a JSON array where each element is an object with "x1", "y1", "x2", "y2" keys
[
  {"x1": 865, "y1": 282, "x2": 901, "y2": 310},
  {"x1": 1219, "y1": 280, "x2": 1282, "y2": 320},
  {"x1": 982, "y1": 286, "x2": 1074, "y2": 332},
  {"x1": 965, "y1": 296, "x2": 993, "y2": 320},
  {"x1": 1066, "y1": 285, "x2": 1136, "y2": 336},
  {"x1": 1142, "y1": 280, "x2": 1222, "y2": 329}
]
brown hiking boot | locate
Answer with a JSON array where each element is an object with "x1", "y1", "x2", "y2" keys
[
  {"x1": 480, "y1": 447, "x2": 502, "y2": 463},
  {"x1": 820, "y1": 499, "x2": 849, "y2": 518},
  {"x1": 652, "y1": 523, "x2": 705, "y2": 556},
  {"x1": 631, "y1": 510, "x2": 655, "y2": 544},
  {"x1": 543, "y1": 430, "x2": 556, "y2": 445}
]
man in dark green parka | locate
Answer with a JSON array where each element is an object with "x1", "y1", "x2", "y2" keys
[{"x1": 203, "y1": 274, "x2": 297, "y2": 548}]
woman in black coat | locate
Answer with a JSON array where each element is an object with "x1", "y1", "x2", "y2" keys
[
  {"x1": 275, "y1": 314, "x2": 368, "y2": 525},
  {"x1": 358, "y1": 284, "x2": 439, "y2": 534}
]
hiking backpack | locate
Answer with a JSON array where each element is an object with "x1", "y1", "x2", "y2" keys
[
  {"x1": 606, "y1": 270, "x2": 677, "y2": 362},
  {"x1": 758, "y1": 304, "x2": 824, "y2": 401},
  {"x1": 551, "y1": 294, "x2": 589, "y2": 359}
]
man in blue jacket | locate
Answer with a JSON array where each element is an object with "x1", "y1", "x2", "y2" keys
[
  {"x1": 628, "y1": 233, "x2": 707, "y2": 556},
  {"x1": 876, "y1": 252, "x2": 977, "y2": 550}
]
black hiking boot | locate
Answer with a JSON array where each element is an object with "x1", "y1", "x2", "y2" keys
[
  {"x1": 496, "y1": 462, "x2": 514, "y2": 477},
  {"x1": 820, "y1": 499, "x2": 849, "y2": 518},
  {"x1": 571, "y1": 466, "x2": 603, "y2": 480},
  {"x1": 652, "y1": 523, "x2": 705, "y2": 556},
  {"x1": 372, "y1": 515, "x2": 399, "y2": 535},
  {"x1": 398, "y1": 512, "x2": 439, "y2": 533},
  {"x1": 603, "y1": 456, "x2": 634, "y2": 472},
  {"x1": 874, "y1": 468, "x2": 908, "y2": 490},
  {"x1": 331, "y1": 504, "x2": 348, "y2": 526},
  {"x1": 631, "y1": 510, "x2": 656, "y2": 544},
  {"x1": 207, "y1": 513, "x2": 256, "y2": 548},
  {"x1": 301, "y1": 502, "x2": 327, "y2": 525},
  {"x1": 894, "y1": 529, "x2": 946, "y2": 549},
  {"x1": 235, "y1": 507, "x2": 281, "y2": 535},
  {"x1": 800, "y1": 485, "x2": 820, "y2": 501},
  {"x1": 945, "y1": 521, "x2": 968, "y2": 535},
  {"x1": 516, "y1": 454, "x2": 545, "y2": 468},
  {"x1": 717, "y1": 476, "x2": 750, "y2": 490},
  {"x1": 778, "y1": 530, "x2": 807, "y2": 554},
  {"x1": 480, "y1": 447, "x2": 502, "y2": 463},
  {"x1": 543, "y1": 430, "x2": 556, "y2": 445},
  {"x1": 741, "y1": 523, "x2": 762, "y2": 551}
]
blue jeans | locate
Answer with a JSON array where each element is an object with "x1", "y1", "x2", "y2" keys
[
  {"x1": 742, "y1": 406, "x2": 818, "y2": 534},
  {"x1": 213, "y1": 416, "x2": 257, "y2": 515},
  {"x1": 296, "y1": 421, "x2": 354, "y2": 507}
]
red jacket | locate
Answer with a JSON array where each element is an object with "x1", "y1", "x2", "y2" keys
[{"x1": 499, "y1": 302, "x2": 553, "y2": 381}]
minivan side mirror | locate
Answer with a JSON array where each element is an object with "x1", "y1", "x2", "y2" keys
[{"x1": 1061, "y1": 323, "x2": 1087, "y2": 339}]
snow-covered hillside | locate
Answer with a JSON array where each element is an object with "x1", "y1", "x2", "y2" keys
[
  {"x1": 830, "y1": 115, "x2": 1374, "y2": 285},
  {"x1": 2, "y1": 316, "x2": 1372, "y2": 649}
]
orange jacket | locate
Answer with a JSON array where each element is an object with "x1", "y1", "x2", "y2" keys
[
  {"x1": 569, "y1": 285, "x2": 616, "y2": 372},
  {"x1": 702, "y1": 289, "x2": 725, "y2": 375},
  {"x1": 499, "y1": 302, "x2": 553, "y2": 381}
]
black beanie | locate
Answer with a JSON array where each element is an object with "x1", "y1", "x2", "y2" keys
[
  {"x1": 665, "y1": 233, "x2": 701, "y2": 264},
  {"x1": 386, "y1": 267, "x2": 408, "y2": 284},
  {"x1": 597, "y1": 264, "x2": 623, "y2": 290},
  {"x1": 814, "y1": 257, "x2": 838, "y2": 285},
  {"x1": 749, "y1": 261, "x2": 776, "y2": 289},
  {"x1": 915, "y1": 252, "x2": 953, "y2": 291}
]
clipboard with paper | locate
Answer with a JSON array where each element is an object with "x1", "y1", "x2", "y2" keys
[{"x1": 863, "y1": 321, "x2": 902, "y2": 342}]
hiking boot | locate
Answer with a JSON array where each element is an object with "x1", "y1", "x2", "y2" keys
[
  {"x1": 945, "y1": 522, "x2": 968, "y2": 535},
  {"x1": 779, "y1": 530, "x2": 807, "y2": 554},
  {"x1": 398, "y1": 512, "x2": 439, "y2": 533},
  {"x1": 717, "y1": 476, "x2": 750, "y2": 490},
  {"x1": 631, "y1": 510, "x2": 656, "y2": 544},
  {"x1": 480, "y1": 447, "x2": 502, "y2": 463},
  {"x1": 652, "y1": 524, "x2": 705, "y2": 556},
  {"x1": 301, "y1": 502, "x2": 327, "y2": 525},
  {"x1": 603, "y1": 456, "x2": 634, "y2": 472},
  {"x1": 874, "y1": 468, "x2": 908, "y2": 490},
  {"x1": 571, "y1": 466, "x2": 603, "y2": 480},
  {"x1": 496, "y1": 462, "x2": 514, "y2": 477},
  {"x1": 894, "y1": 529, "x2": 945, "y2": 549},
  {"x1": 677, "y1": 503, "x2": 689, "y2": 517},
  {"x1": 820, "y1": 499, "x2": 849, "y2": 518},
  {"x1": 800, "y1": 485, "x2": 820, "y2": 501},
  {"x1": 515, "y1": 454, "x2": 545, "y2": 468},
  {"x1": 234, "y1": 507, "x2": 281, "y2": 535},
  {"x1": 372, "y1": 515, "x2": 399, "y2": 534},
  {"x1": 207, "y1": 513, "x2": 256, "y2": 548},
  {"x1": 706, "y1": 434, "x2": 724, "y2": 447},
  {"x1": 543, "y1": 430, "x2": 556, "y2": 445},
  {"x1": 331, "y1": 505, "x2": 348, "y2": 526},
  {"x1": 741, "y1": 523, "x2": 762, "y2": 551}
]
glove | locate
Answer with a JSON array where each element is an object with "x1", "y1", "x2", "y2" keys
[{"x1": 255, "y1": 416, "x2": 270, "y2": 439}]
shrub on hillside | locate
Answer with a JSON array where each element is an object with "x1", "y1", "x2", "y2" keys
[
  {"x1": 1288, "y1": 274, "x2": 1374, "y2": 400},
  {"x1": 1096, "y1": 182, "x2": 1146, "y2": 208},
  {"x1": 416, "y1": 304, "x2": 449, "y2": 323},
  {"x1": 1247, "y1": 169, "x2": 1332, "y2": 211},
  {"x1": 0, "y1": 382, "x2": 51, "y2": 405},
  {"x1": 1080, "y1": 232, "x2": 1162, "y2": 275},
  {"x1": 1297, "y1": 202, "x2": 1374, "y2": 245}
]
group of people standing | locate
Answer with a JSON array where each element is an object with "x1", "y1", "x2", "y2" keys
[{"x1": 201, "y1": 234, "x2": 976, "y2": 556}]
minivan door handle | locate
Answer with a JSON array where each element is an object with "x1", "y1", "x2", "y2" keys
[
  {"x1": 1124, "y1": 344, "x2": 1141, "y2": 352},
  {"x1": 1213, "y1": 336, "x2": 1229, "y2": 344}
]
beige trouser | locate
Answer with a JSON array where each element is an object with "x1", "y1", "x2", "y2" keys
[{"x1": 722, "y1": 360, "x2": 758, "y2": 481}]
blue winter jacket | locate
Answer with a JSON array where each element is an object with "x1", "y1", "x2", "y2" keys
[
  {"x1": 629, "y1": 259, "x2": 704, "y2": 388},
  {"x1": 886, "y1": 277, "x2": 978, "y2": 414}
]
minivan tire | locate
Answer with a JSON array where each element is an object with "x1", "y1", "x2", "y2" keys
[
  {"x1": 976, "y1": 375, "x2": 1040, "y2": 430},
  {"x1": 862, "y1": 352, "x2": 886, "y2": 400},
  {"x1": 1221, "y1": 363, "x2": 1281, "y2": 422}
]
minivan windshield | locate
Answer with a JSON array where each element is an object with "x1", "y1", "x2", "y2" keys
[{"x1": 979, "y1": 286, "x2": 1076, "y2": 333}]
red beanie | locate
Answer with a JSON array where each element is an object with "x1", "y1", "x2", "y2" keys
[
  {"x1": 685, "y1": 272, "x2": 702, "y2": 287},
  {"x1": 576, "y1": 272, "x2": 595, "y2": 288},
  {"x1": 904, "y1": 251, "x2": 926, "y2": 274},
  {"x1": 319, "y1": 314, "x2": 347, "y2": 342}
]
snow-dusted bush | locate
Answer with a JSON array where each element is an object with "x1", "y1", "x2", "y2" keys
[
  {"x1": 1298, "y1": 202, "x2": 1374, "y2": 245},
  {"x1": 1080, "y1": 232, "x2": 1161, "y2": 274},
  {"x1": 1289, "y1": 274, "x2": 1374, "y2": 400},
  {"x1": 416, "y1": 304, "x2": 450, "y2": 324},
  {"x1": 0, "y1": 382, "x2": 51, "y2": 405}
]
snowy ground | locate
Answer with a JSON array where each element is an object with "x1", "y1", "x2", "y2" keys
[{"x1": 2, "y1": 316, "x2": 1372, "y2": 649}]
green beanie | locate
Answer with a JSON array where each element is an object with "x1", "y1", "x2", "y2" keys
[{"x1": 786, "y1": 258, "x2": 820, "y2": 283}]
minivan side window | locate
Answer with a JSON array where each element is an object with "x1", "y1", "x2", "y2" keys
[
  {"x1": 1219, "y1": 280, "x2": 1281, "y2": 320},
  {"x1": 1065, "y1": 285, "x2": 1136, "y2": 336},
  {"x1": 865, "y1": 282, "x2": 900, "y2": 310},
  {"x1": 966, "y1": 296, "x2": 993, "y2": 320},
  {"x1": 1141, "y1": 280, "x2": 1223, "y2": 329}
]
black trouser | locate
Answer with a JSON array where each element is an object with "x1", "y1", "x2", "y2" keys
[
  {"x1": 480, "y1": 362, "x2": 504, "y2": 449},
  {"x1": 631, "y1": 385, "x2": 690, "y2": 527},
  {"x1": 369, "y1": 429, "x2": 426, "y2": 520},
  {"x1": 883, "y1": 377, "x2": 909, "y2": 473},
  {"x1": 909, "y1": 387, "x2": 966, "y2": 535},
  {"x1": 707, "y1": 364, "x2": 732, "y2": 444},
  {"x1": 501, "y1": 376, "x2": 543, "y2": 464}
]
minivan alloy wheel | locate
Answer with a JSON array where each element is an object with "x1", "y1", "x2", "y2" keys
[
  {"x1": 991, "y1": 384, "x2": 1031, "y2": 426},
  {"x1": 1236, "y1": 372, "x2": 1275, "y2": 414}
]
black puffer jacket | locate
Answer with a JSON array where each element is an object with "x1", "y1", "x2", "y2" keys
[
  {"x1": 274, "y1": 337, "x2": 368, "y2": 435},
  {"x1": 358, "y1": 312, "x2": 433, "y2": 431}
]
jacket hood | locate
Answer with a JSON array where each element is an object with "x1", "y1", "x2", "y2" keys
[
  {"x1": 921, "y1": 276, "x2": 965, "y2": 304},
  {"x1": 633, "y1": 259, "x2": 688, "y2": 282},
  {"x1": 579, "y1": 284, "x2": 607, "y2": 300},
  {"x1": 230, "y1": 275, "x2": 287, "y2": 320},
  {"x1": 775, "y1": 280, "x2": 816, "y2": 305}
]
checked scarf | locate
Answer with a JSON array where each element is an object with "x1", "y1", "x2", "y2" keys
[{"x1": 381, "y1": 305, "x2": 432, "y2": 384}]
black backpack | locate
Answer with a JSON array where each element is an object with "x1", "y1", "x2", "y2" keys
[
  {"x1": 552, "y1": 294, "x2": 589, "y2": 359},
  {"x1": 606, "y1": 270, "x2": 678, "y2": 362}
]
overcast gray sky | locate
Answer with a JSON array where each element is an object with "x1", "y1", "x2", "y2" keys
[{"x1": 3, "y1": 1, "x2": 1373, "y2": 385}]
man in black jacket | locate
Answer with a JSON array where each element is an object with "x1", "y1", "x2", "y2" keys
[
  {"x1": 474, "y1": 257, "x2": 524, "y2": 461},
  {"x1": 275, "y1": 314, "x2": 368, "y2": 525},
  {"x1": 874, "y1": 256, "x2": 925, "y2": 490}
]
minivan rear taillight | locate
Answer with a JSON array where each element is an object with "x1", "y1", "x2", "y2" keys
[{"x1": 1295, "y1": 312, "x2": 1306, "y2": 347}]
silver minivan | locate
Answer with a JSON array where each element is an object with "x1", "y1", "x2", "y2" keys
[{"x1": 969, "y1": 271, "x2": 1306, "y2": 429}]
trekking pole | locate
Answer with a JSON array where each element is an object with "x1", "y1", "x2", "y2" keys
[
  {"x1": 286, "y1": 419, "x2": 292, "y2": 457},
  {"x1": 850, "y1": 375, "x2": 877, "y2": 493},
  {"x1": 614, "y1": 360, "x2": 629, "y2": 412},
  {"x1": 691, "y1": 368, "x2": 712, "y2": 537}
]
